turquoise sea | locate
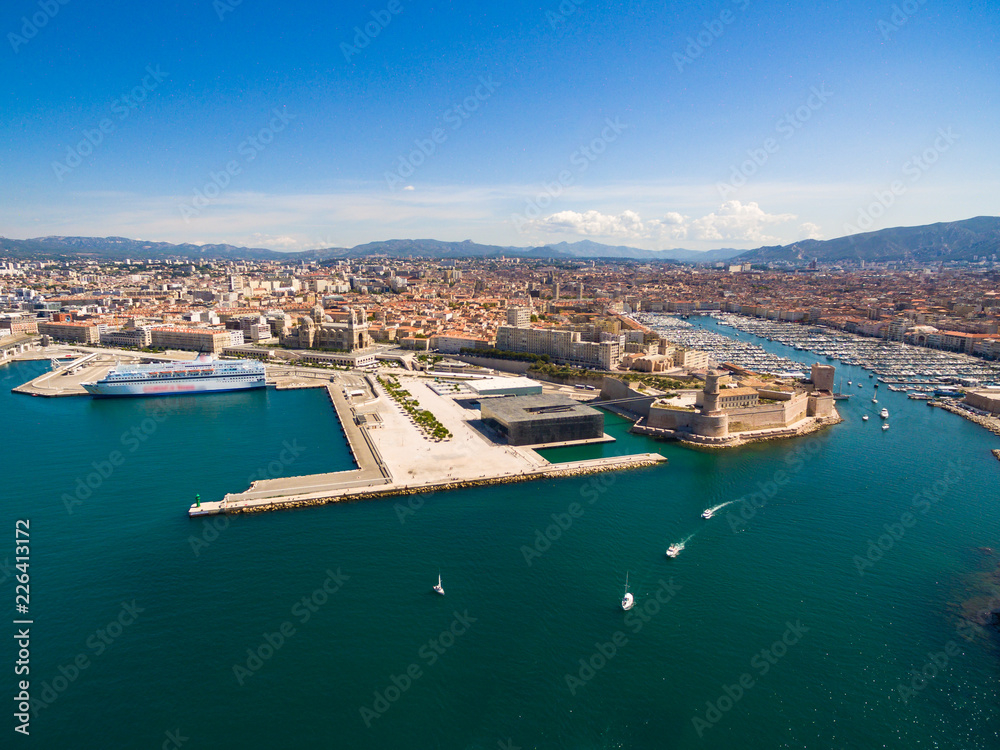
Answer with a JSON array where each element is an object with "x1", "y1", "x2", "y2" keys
[{"x1": 4, "y1": 319, "x2": 1000, "y2": 749}]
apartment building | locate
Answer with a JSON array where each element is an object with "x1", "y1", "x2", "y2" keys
[
  {"x1": 150, "y1": 327, "x2": 231, "y2": 353},
  {"x1": 37, "y1": 320, "x2": 100, "y2": 344}
]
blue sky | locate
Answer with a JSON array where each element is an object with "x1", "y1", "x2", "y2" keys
[{"x1": 1, "y1": 0, "x2": 997, "y2": 252}]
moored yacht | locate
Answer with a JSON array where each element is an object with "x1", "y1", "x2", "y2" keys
[{"x1": 621, "y1": 573, "x2": 634, "y2": 611}]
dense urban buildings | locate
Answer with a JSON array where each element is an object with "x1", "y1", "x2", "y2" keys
[{"x1": 2, "y1": 255, "x2": 999, "y2": 372}]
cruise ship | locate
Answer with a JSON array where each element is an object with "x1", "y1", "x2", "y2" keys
[{"x1": 82, "y1": 357, "x2": 266, "y2": 397}]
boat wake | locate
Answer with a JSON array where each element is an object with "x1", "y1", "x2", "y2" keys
[{"x1": 702, "y1": 500, "x2": 736, "y2": 519}]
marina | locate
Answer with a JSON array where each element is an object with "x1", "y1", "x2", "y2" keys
[
  {"x1": 635, "y1": 312, "x2": 1000, "y2": 391},
  {"x1": 710, "y1": 314, "x2": 1000, "y2": 386},
  {"x1": 636, "y1": 313, "x2": 809, "y2": 377}
]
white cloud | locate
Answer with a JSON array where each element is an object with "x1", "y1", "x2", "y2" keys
[
  {"x1": 11, "y1": 178, "x2": 985, "y2": 251},
  {"x1": 528, "y1": 201, "x2": 797, "y2": 244},
  {"x1": 528, "y1": 209, "x2": 692, "y2": 242},
  {"x1": 240, "y1": 233, "x2": 311, "y2": 250},
  {"x1": 799, "y1": 222, "x2": 823, "y2": 240},
  {"x1": 539, "y1": 209, "x2": 650, "y2": 239},
  {"x1": 688, "y1": 201, "x2": 796, "y2": 242}
]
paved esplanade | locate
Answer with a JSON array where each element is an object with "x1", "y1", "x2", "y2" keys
[{"x1": 191, "y1": 372, "x2": 666, "y2": 516}]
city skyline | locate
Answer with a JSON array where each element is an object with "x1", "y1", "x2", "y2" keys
[{"x1": 3, "y1": 0, "x2": 997, "y2": 251}]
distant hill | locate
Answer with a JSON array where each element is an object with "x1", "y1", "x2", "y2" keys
[
  {"x1": 3, "y1": 218, "x2": 997, "y2": 264},
  {"x1": 736, "y1": 217, "x2": 1000, "y2": 263},
  {"x1": 533, "y1": 241, "x2": 741, "y2": 263},
  {"x1": 0, "y1": 236, "x2": 286, "y2": 261},
  {"x1": 319, "y1": 238, "x2": 513, "y2": 259},
  {"x1": 0, "y1": 235, "x2": 738, "y2": 263}
]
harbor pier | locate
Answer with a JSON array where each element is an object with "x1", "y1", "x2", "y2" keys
[{"x1": 191, "y1": 371, "x2": 667, "y2": 516}]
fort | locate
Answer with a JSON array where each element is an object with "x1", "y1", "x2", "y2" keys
[{"x1": 621, "y1": 363, "x2": 840, "y2": 447}]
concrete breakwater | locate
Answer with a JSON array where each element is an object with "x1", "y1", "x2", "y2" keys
[
  {"x1": 189, "y1": 370, "x2": 668, "y2": 517},
  {"x1": 189, "y1": 454, "x2": 666, "y2": 516},
  {"x1": 632, "y1": 413, "x2": 842, "y2": 449},
  {"x1": 932, "y1": 400, "x2": 1000, "y2": 437}
]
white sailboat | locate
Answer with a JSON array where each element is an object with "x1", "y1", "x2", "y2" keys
[
  {"x1": 433, "y1": 572, "x2": 445, "y2": 595},
  {"x1": 621, "y1": 572, "x2": 634, "y2": 611}
]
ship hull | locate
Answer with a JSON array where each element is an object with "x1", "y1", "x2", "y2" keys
[{"x1": 83, "y1": 376, "x2": 266, "y2": 397}]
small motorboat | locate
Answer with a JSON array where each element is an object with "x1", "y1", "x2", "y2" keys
[
  {"x1": 666, "y1": 545, "x2": 682, "y2": 558},
  {"x1": 872, "y1": 398, "x2": 878, "y2": 403},
  {"x1": 882, "y1": 423, "x2": 890, "y2": 431},
  {"x1": 880, "y1": 408, "x2": 889, "y2": 419},
  {"x1": 862, "y1": 415, "x2": 869, "y2": 421},
  {"x1": 702, "y1": 509, "x2": 713, "y2": 519}
]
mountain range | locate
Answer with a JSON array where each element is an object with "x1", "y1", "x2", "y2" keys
[
  {"x1": 1, "y1": 216, "x2": 997, "y2": 264},
  {"x1": 736, "y1": 216, "x2": 1000, "y2": 263}
]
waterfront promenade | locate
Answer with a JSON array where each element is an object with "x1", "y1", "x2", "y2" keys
[{"x1": 191, "y1": 372, "x2": 666, "y2": 516}]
